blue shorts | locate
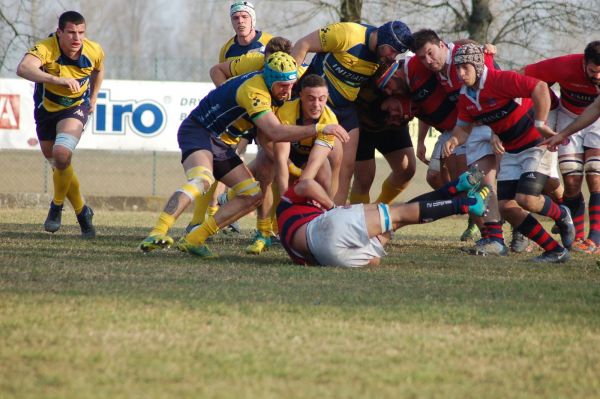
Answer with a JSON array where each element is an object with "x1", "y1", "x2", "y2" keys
[
  {"x1": 329, "y1": 102, "x2": 359, "y2": 132},
  {"x1": 34, "y1": 104, "x2": 89, "y2": 141},
  {"x1": 178, "y1": 117, "x2": 243, "y2": 180}
]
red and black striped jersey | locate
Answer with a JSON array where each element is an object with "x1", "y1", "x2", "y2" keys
[
  {"x1": 405, "y1": 55, "x2": 457, "y2": 131},
  {"x1": 276, "y1": 186, "x2": 324, "y2": 265},
  {"x1": 524, "y1": 54, "x2": 600, "y2": 115},
  {"x1": 457, "y1": 68, "x2": 542, "y2": 153}
]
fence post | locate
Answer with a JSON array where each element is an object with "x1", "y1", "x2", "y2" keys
[
  {"x1": 43, "y1": 158, "x2": 49, "y2": 194},
  {"x1": 152, "y1": 151, "x2": 157, "y2": 196}
]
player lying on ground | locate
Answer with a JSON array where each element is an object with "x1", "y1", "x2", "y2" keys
[{"x1": 276, "y1": 169, "x2": 491, "y2": 267}]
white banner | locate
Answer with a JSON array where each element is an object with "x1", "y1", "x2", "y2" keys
[
  {"x1": 0, "y1": 78, "x2": 215, "y2": 152},
  {"x1": 1, "y1": 78, "x2": 440, "y2": 156}
]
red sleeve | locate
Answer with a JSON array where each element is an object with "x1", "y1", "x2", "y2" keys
[
  {"x1": 484, "y1": 53, "x2": 496, "y2": 70},
  {"x1": 490, "y1": 70, "x2": 539, "y2": 99},
  {"x1": 457, "y1": 95, "x2": 474, "y2": 123},
  {"x1": 523, "y1": 55, "x2": 573, "y2": 82}
]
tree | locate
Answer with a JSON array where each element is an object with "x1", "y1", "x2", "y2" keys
[{"x1": 0, "y1": 0, "x2": 61, "y2": 75}]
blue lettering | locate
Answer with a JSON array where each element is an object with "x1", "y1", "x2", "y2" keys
[{"x1": 93, "y1": 89, "x2": 167, "y2": 137}]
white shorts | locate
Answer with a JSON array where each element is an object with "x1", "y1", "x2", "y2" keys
[
  {"x1": 429, "y1": 130, "x2": 466, "y2": 172},
  {"x1": 466, "y1": 125, "x2": 494, "y2": 166},
  {"x1": 306, "y1": 204, "x2": 386, "y2": 267},
  {"x1": 556, "y1": 107, "x2": 600, "y2": 155},
  {"x1": 497, "y1": 147, "x2": 555, "y2": 181}
]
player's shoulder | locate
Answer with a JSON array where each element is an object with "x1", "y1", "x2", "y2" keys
[
  {"x1": 257, "y1": 31, "x2": 274, "y2": 44},
  {"x1": 276, "y1": 98, "x2": 300, "y2": 118},
  {"x1": 83, "y1": 38, "x2": 104, "y2": 57},
  {"x1": 320, "y1": 103, "x2": 338, "y2": 124}
]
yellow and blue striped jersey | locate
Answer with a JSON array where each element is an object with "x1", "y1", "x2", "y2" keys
[
  {"x1": 27, "y1": 35, "x2": 104, "y2": 112},
  {"x1": 189, "y1": 72, "x2": 273, "y2": 139},
  {"x1": 310, "y1": 22, "x2": 379, "y2": 107},
  {"x1": 218, "y1": 31, "x2": 273, "y2": 62},
  {"x1": 276, "y1": 98, "x2": 338, "y2": 155}
]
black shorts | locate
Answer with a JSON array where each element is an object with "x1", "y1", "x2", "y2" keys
[
  {"x1": 289, "y1": 148, "x2": 309, "y2": 169},
  {"x1": 355, "y1": 124, "x2": 412, "y2": 161},
  {"x1": 34, "y1": 104, "x2": 89, "y2": 141},
  {"x1": 178, "y1": 117, "x2": 243, "y2": 181}
]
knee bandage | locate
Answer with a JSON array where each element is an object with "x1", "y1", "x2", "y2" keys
[
  {"x1": 46, "y1": 157, "x2": 55, "y2": 168},
  {"x1": 378, "y1": 203, "x2": 392, "y2": 233},
  {"x1": 178, "y1": 166, "x2": 215, "y2": 200},
  {"x1": 584, "y1": 156, "x2": 600, "y2": 175},
  {"x1": 231, "y1": 178, "x2": 261, "y2": 197},
  {"x1": 54, "y1": 133, "x2": 80, "y2": 152},
  {"x1": 559, "y1": 156, "x2": 584, "y2": 176}
]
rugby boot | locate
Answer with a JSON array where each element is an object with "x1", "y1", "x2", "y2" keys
[
  {"x1": 510, "y1": 228, "x2": 533, "y2": 253},
  {"x1": 76, "y1": 205, "x2": 96, "y2": 239},
  {"x1": 44, "y1": 201, "x2": 63, "y2": 233},
  {"x1": 176, "y1": 237, "x2": 217, "y2": 258},
  {"x1": 245, "y1": 231, "x2": 272, "y2": 254},
  {"x1": 460, "y1": 220, "x2": 479, "y2": 241},
  {"x1": 469, "y1": 239, "x2": 509, "y2": 257},
  {"x1": 532, "y1": 247, "x2": 570, "y2": 263},
  {"x1": 467, "y1": 184, "x2": 492, "y2": 217},
  {"x1": 555, "y1": 205, "x2": 576, "y2": 249},
  {"x1": 140, "y1": 234, "x2": 174, "y2": 252},
  {"x1": 456, "y1": 166, "x2": 484, "y2": 193},
  {"x1": 571, "y1": 238, "x2": 597, "y2": 254}
]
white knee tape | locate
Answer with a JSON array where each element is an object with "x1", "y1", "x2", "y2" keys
[
  {"x1": 54, "y1": 133, "x2": 80, "y2": 152},
  {"x1": 584, "y1": 157, "x2": 600, "y2": 175},
  {"x1": 559, "y1": 157, "x2": 584, "y2": 176},
  {"x1": 46, "y1": 157, "x2": 55, "y2": 168},
  {"x1": 378, "y1": 203, "x2": 392, "y2": 233}
]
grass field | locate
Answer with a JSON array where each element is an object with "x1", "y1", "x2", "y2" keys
[{"x1": 1, "y1": 208, "x2": 599, "y2": 399}]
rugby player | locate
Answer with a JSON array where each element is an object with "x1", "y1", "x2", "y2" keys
[
  {"x1": 292, "y1": 20, "x2": 414, "y2": 205},
  {"x1": 16, "y1": 11, "x2": 104, "y2": 239},
  {"x1": 412, "y1": 30, "x2": 506, "y2": 254},
  {"x1": 276, "y1": 171, "x2": 491, "y2": 267},
  {"x1": 443, "y1": 44, "x2": 575, "y2": 263},
  {"x1": 524, "y1": 41, "x2": 600, "y2": 254},
  {"x1": 139, "y1": 52, "x2": 349, "y2": 258}
]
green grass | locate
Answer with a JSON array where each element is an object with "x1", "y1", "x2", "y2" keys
[{"x1": 1, "y1": 209, "x2": 599, "y2": 399}]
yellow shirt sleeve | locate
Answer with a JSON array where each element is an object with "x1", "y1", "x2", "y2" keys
[
  {"x1": 230, "y1": 52, "x2": 265, "y2": 77},
  {"x1": 318, "y1": 22, "x2": 364, "y2": 53}
]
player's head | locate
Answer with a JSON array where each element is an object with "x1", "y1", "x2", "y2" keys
[
  {"x1": 299, "y1": 74, "x2": 328, "y2": 120},
  {"x1": 376, "y1": 20, "x2": 413, "y2": 63},
  {"x1": 56, "y1": 11, "x2": 86, "y2": 54},
  {"x1": 454, "y1": 43, "x2": 484, "y2": 87},
  {"x1": 264, "y1": 37, "x2": 292, "y2": 58},
  {"x1": 264, "y1": 52, "x2": 298, "y2": 100},
  {"x1": 230, "y1": 1, "x2": 256, "y2": 38},
  {"x1": 375, "y1": 60, "x2": 408, "y2": 96},
  {"x1": 584, "y1": 41, "x2": 600, "y2": 86},
  {"x1": 412, "y1": 29, "x2": 448, "y2": 72}
]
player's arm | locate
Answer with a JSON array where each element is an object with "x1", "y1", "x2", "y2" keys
[
  {"x1": 209, "y1": 60, "x2": 234, "y2": 86},
  {"x1": 417, "y1": 120, "x2": 431, "y2": 165},
  {"x1": 291, "y1": 30, "x2": 323, "y2": 66},
  {"x1": 300, "y1": 143, "x2": 332, "y2": 181},
  {"x1": 274, "y1": 141, "x2": 292, "y2": 193},
  {"x1": 88, "y1": 67, "x2": 104, "y2": 114},
  {"x1": 294, "y1": 178, "x2": 335, "y2": 210},
  {"x1": 16, "y1": 54, "x2": 81, "y2": 92},
  {"x1": 253, "y1": 111, "x2": 349, "y2": 143},
  {"x1": 530, "y1": 80, "x2": 553, "y2": 137},
  {"x1": 443, "y1": 122, "x2": 472, "y2": 158},
  {"x1": 541, "y1": 95, "x2": 600, "y2": 150}
]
